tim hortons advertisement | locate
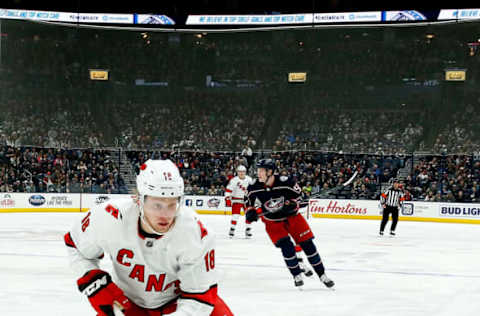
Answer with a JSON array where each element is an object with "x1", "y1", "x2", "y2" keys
[{"x1": 308, "y1": 199, "x2": 374, "y2": 217}]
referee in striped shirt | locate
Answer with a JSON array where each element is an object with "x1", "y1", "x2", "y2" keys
[{"x1": 379, "y1": 179, "x2": 405, "y2": 236}]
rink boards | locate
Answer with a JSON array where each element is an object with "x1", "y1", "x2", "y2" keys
[{"x1": 1, "y1": 192, "x2": 480, "y2": 224}]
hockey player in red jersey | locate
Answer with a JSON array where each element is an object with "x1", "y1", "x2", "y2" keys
[
  {"x1": 225, "y1": 165, "x2": 253, "y2": 238},
  {"x1": 244, "y1": 159, "x2": 334, "y2": 289},
  {"x1": 65, "y1": 159, "x2": 234, "y2": 316}
]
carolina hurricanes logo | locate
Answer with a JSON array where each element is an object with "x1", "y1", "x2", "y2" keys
[
  {"x1": 264, "y1": 196, "x2": 284, "y2": 213},
  {"x1": 237, "y1": 182, "x2": 247, "y2": 192}
]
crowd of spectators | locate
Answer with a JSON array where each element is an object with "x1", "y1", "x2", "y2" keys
[
  {"x1": 273, "y1": 107, "x2": 425, "y2": 154},
  {"x1": 0, "y1": 146, "x2": 128, "y2": 194},
  {"x1": 2, "y1": 144, "x2": 480, "y2": 204},
  {"x1": 122, "y1": 150, "x2": 480, "y2": 203},
  {"x1": 270, "y1": 151, "x2": 404, "y2": 200},
  {"x1": 3, "y1": 19, "x2": 480, "y2": 154},
  {"x1": 432, "y1": 103, "x2": 480, "y2": 154},
  {"x1": 127, "y1": 150, "x2": 249, "y2": 196},
  {"x1": 110, "y1": 91, "x2": 267, "y2": 151},
  {"x1": 0, "y1": 90, "x2": 266, "y2": 151},
  {"x1": 0, "y1": 98, "x2": 104, "y2": 148},
  {"x1": 126, "y1": 150, "x2": 406, "y2": 199},
  {"x1": 405, "y1": 155, "x2": 480, "y2": 202},
  {"x1": 3, "y1": 20, "x2": 480, "y2": 202}
]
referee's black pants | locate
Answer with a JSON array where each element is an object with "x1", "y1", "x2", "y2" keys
[{"x1": 380, "y1": 205, "x2": 399, "y2": 232}]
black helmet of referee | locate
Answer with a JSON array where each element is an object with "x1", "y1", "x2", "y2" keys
[{"x1": 256, "y1": 159, "x2": 276, "y2": 171}]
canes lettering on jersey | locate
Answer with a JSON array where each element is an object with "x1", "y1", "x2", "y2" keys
[
  {"x1": 116, "y1": 248, "x2": 180, "y2": 293},
  {"x1": 245, "y1": 175, "x2": 302, "y2": 221}
]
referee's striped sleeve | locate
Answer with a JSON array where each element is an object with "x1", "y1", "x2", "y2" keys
[{"x1": 380, "y1": 192, "x2": 387, "y2": 204}]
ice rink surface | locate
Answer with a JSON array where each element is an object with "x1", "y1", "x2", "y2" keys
[{"x1": 1, "y1": 212, "x2": 480, "y2": 316}]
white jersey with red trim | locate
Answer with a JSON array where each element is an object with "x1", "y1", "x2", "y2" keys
[
  {"x1": 225, "y1": 175, "x2": 253, "y2": 203},
  {"x1": 65, "y1": 197, "x2": 217, "y2": 316}
]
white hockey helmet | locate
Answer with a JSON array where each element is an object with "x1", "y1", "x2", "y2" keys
[
  {"x1": 136, "y1": 159, "x2": 184, "y2": 200},
  {"x1": 236, "y1": 165, "x2": 247, "y2": 172},
  {"x1": 136, "y1": 159, "x2": 184, "y2": 235}
]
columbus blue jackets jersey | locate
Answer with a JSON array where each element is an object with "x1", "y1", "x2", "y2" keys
[{"x1": 245, "y1": 175, "x2": 302, "y2": 221}]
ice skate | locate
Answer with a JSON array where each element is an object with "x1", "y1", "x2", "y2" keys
[
  {"x1": 294, "y1": 274, "x2": 304, "y2": 288},
  {"x1": 228, "y1": 227, "x2": 235, "y2": 238},
  {"x1": 245, "y1": 227, "x2": 253, "y2": 239},
  {"x1": 379, "y1": 231, "x2": 384, "y2": 236},
  {"x1": 320, "y1": 274, "x2": 335, "y2": 288},
  {"x1": 390, "y1": 231, "x2": 396, "y2": 236},
  {"x1": 298, "y1": 257, "x2": 314, "y2": 277}
]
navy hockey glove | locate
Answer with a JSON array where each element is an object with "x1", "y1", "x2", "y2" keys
[
  {"x1": 245, "y1": 208, "x2": 259, "y2": 222},
  {"x1": 282, "y1": 199, "x2": 300, "y2": 214},
  {"x1": 77, "y1": 269, "x2": 131, "y2": 316}
]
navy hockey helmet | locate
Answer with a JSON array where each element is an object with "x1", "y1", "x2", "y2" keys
[{"x1": 256, "y1": 159, "x2": 276, "y2": 171}]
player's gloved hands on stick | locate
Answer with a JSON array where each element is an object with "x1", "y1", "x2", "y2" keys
[
  {"x1": 77, "y1": 269, "x2": 131, "y2": 316},
  {"x1": 245, "y1": 208, "x2": 259, "y2": 222}
]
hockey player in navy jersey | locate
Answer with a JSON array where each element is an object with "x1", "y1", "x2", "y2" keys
[{"x1": 244, "y1": 159, "x2": 335, "y2": 289}]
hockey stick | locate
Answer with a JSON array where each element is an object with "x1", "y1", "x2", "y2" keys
[
  {"x1": 343, "y1": 170, "x2": 359, "y2": 186},
  {"x1": 308, "y1": 170, "x2": 358, "y2": 200},
  {"x1": 306, "y1": 170, "x2": 358, "y2": 219}
]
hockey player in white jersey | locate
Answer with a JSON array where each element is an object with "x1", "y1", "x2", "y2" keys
[
  {"x1": 224, "y1": 165, "x2": 253, "y2": 238},
  {"x1": 64, "y1": 159, "x2": 233, "y2": 316}
]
